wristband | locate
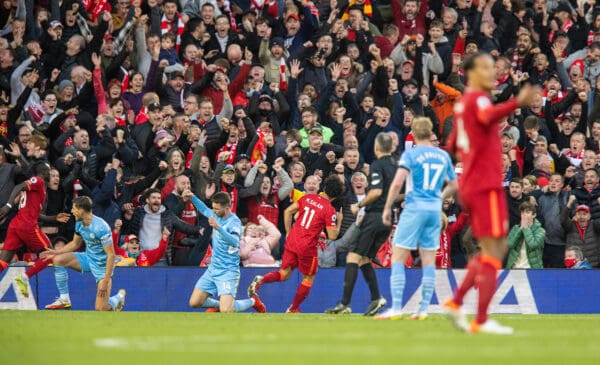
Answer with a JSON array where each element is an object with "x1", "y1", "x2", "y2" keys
[{"x1": 5, "y1": 203, "x2": 11, "y2": 209}]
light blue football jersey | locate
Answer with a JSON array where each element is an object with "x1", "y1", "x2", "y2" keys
[
  {"x1": 191, "y1": 195, "x2": 242, "y2": 273},
  {"x1": 75, "y1": 215, "x2": 113, "y2": 267},
  {"x1": 398, "y1": 145, "x2": 456, "y2": 211}
]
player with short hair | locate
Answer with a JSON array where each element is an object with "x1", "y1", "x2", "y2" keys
[
  {"x1": 0, "y1": 161, "x2": 70, "y2": 297},
  {"x1": 247, "y1": 175, "x2": 345, "y2": 313},
  {"x1": 326, "y1": 132, "x2": 397, "y2": 316},
  {"x1": 443, "y1": 52, "x2": 534, "y2": 334},
  {"x1": 183, "y1": 191, "x2": 266, "y2": 313},
  {"x1": 40, "y1": 196, "x2": 126, "y2": 311},
  {"x1": 375, "y1": 117, "x2": 458, "y2": 320}
]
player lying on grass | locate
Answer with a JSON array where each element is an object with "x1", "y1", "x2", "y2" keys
[
  {"x1": 182, "y1": 190, "x2": 265, "y2": 313},
  {"x1": 40, "y1": 196, "x2": 126, "y2": 311}
]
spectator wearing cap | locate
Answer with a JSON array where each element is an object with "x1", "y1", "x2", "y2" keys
[
  {"x1": 247, "y1": 91, "x2": 288, "y2": 136},
  {"x1": 391, "y1": 32, "x2": 443, "y2": 89},
  {"x1": 301, "y1": 124, "x2": 344, "y2": 177},
  {"x1": 552, "y1": 3, "x2": 589, "y2": 53},
  {"x1": 565, "y1": 42, "x2": 600, "y2": 84},
  {"x1": 564, "y1": 245, "x2": 593, "y2": 269},
  {"x1": 259, "y1": 36, "x2": 289, "y2": 88},
  {"x1": 561, "y1": 196, "x2": 600, "y2": 268},
  {"x1": 536, "y1": 174, "x2": 570, "y2": 268},
  {"x1": 155, "y1": 64, "x2": 193, "y2": 110},
  {"x1": 113, "y1": 224, "x2": 173, "y2": 267},
  {"x1": 131, "y1": 101, "x2": 164, "y2": 173},
  {"x1": 507, "y1": 201, "x2": 546, "y2": 269},
  {"x1": 209, "y1": 159, "x2": 257, "y2": 213},
  {"x1": 243, "y1": 158, "x2": 293, "y2": 226},
  {"x1": 570, "y1": 168, "x2": 600, "y2": 220},
  {"x1": 283, "y1": 6, "x2": 320, "y2": 56},
  {"x1": 401, "y1": 78, "x2": 423, "y2": 115},
  {"x1": 546, "y1": 108, "x2": 588, "y2": 153},
  {"x1": 298, "y1": 106, "x2": 334, "y2": 148}
]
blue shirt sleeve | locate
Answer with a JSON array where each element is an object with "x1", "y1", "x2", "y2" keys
[{"x1": 218, "y1": 220, "x2": 241, "y2": 247}]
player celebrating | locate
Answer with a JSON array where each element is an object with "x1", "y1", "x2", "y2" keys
[
  {"x1": 443, "y1": 52, "x2": 534, "y2": 334},
  {"x1": 183, "y1": 191, "x2": 266, "y2": 313},
  {"x1": 375, "y1": 117, "x2": 458, "y2": 320},
  {"x1": 0, "y1": 161, "x2": 70, "y2": 297},
  {"x1": 247, "y1": 175, "x2": 345, "y2": 313},
  {"x1": 40, "y1": 196, "x2": 126, "y2": 311}
]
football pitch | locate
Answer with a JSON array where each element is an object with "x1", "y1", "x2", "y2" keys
[{"x1": 1, "y1": 311, "x2": 597, "y2": 365}]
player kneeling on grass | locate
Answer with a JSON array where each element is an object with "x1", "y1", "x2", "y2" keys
[
  {"x1": 375, "y1": 117, "x2": 458, "y2": 321},
  {"x1": 182, "y1": 190, "x2": 266, "y2": 313},
  {"x1": 40, "y1": 196, "x2": 126, "y2": 311},
  {"x1": 247, "y1": 175, "x2": 345, "y2": 313}
]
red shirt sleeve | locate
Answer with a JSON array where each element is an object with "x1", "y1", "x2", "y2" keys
[
  {"x1": 142, "y1": 238, "x2": 168, "y2": 266},
  {"x1": 476, "y1": 97, "x2": 518, "y2": 126}
]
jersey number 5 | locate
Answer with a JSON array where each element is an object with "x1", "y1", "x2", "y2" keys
[
  {"x1": 300, "y1": 207, "x2": 316, "y2": 229},
  {"x1": 423, "y1": 163, "x2": 444, "y2": 190}
]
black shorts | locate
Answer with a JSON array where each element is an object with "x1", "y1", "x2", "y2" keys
[{"x1": 350, "y1": 212, "x2": 391, "y2": 259}]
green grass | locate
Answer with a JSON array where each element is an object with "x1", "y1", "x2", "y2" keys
[{"x1": 1, "y1": 312, "x2": 598, "y2": 365}]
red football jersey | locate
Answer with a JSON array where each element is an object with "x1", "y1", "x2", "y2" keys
[
  {"x1": 286, "y1": 194, "x2": 337, "y2": 253},
  {"x1": 11, "y1": 176, "x2": 46, "y2": 228},
  {"x1": 452, "y1": 90, "x2": 519, "y2": 193}
]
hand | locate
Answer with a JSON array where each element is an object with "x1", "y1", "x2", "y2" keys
[
  {"x1": 51, "y1": 68, "x2": 61, "y2": 81},
  {"x1": 508, "y1": 148, "x2": 517, "y2": 161},
  {"x1": 158, "y1": 59, "x2": 169, "y2": 69},
  {"x1": 565, "y1": 165, "x2": 576, "y2": 178},
  {"x1": 326, "y1": 150, "x2": 336, "y2": 163},
  {"x1": 382, "y1": 208, "x2": 392, "y2": 226},
  {"x1": 56, "y1": 213, "x2": 70, "y2": 223},
  {"x1": 218, "y1": 151, "x2": 231, "y2": 162},
  {"x1": 208, "y1": 217, "x2": 219, "y2": 229},
  {"x1": 98, "y1": 277, "x2": 111, "y2": 298},
  {"x1": 5, "y1": 142, "x2": 20, "y2": 158},
  {"x1": 40, "y1": 248, "x2": 59, "y2": 260},
  {"x1": 350, "y1": 203, "x2": 359, "y2": 216},
  {"x1": 205, "y1": 183, "x2": 216, "y2": 199},
  {"x1": 92, "y1": 53, "x2": 101, "y2": 68},
  {"x1": 549, "y1": 143, "x2": 560, "y2": 155},
  {"x1": 162, "y1": 226, "x2": 171, "y2": 239},
  {"x1": 114, "y1": 219, "x2": 123, "y2": 232},
  {"x1": 76, "y1": 151, "x2": 87, "y2": 163},
  {"x1": 264, "y1": 133, "x2": 275, "y2": 147},
  {"x1": 330, "y1": 62, "x2": 341, "y2": 81},
  {"x1": 415, "y1": 34, "x2": 424, "y2": 47},
  {"x1": 244, "y1": 47, "x2": 253, "y2": 62},
  {"x1": 182, "y1": 189, "x2": 194, "y2": 201},
  {"x1": 389, "y1": 78, "x2": 398, "y2": 92},
  {"x1": 257, "y1": 214, "x2": 265, "y2": 221},
  {"x1": 290, "y1": 59, "x2": 304, "y2": 79},
  {"x1": 568, "y1": 194, "x2": 577, "y2": 208}
]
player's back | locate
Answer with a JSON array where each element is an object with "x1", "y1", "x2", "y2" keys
[
  {"x1": 287, "y1": 194, "x2": 336, "y2": 251},
  {"x1": 210, "y1": 213, "x2": 242, "y2": 272},
  {"x1": 453, "y1": 90, "x2": 504, "y2": 192},
  {"x1": 76, "y1": 215, "x2": 112, "y2": 265},
  {"x1": 402, "y1": 146, "x2": 455, "y2": 211},
  {"x1": 13, "y1": 176, "x2": 46, "y2": 227}
]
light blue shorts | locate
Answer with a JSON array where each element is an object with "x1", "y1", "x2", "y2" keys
[
  {"x1": 74, "y1": 252, "x2": 111, "y2": 283},
  {"x1": 392, "y1": 209, "x2": 442, "y2": 250},
  {"x1": 194, "y1": 269, "x2": 240, "y2": 297}
]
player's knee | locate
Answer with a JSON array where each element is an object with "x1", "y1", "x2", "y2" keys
[
  {"x1": 219, "y1": 304, "x2": 234, "y2": 313},
  {"x1": 189, "y1": 298, "x2": 203, "y2": 308},
  {"x1": 279, "y1": 269, "x2": 291, "y2": 280}
]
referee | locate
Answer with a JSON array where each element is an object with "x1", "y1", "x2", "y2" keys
[{"x1": 326, "y1": 132, "x2": 397, "y2": 316}]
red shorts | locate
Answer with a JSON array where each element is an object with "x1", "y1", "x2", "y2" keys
[
  {"x1": 281, "y1": 248, "x2": 319, "y2": 276},
  {"x1": 459, "y1": 188, "x2": 508, "y2": 239},
  {"x1": 3, "y1": 224, "x2": 51, "y2": 252}
]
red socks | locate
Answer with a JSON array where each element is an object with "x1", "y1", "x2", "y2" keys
[
  {"x1": 289, "y1": 279, "x2": 313, "y2": 311},
  {"x1": 474, "y1": 255, "x2": 502, "y2": 324},
  {"x1": 0, "y1": 259, "x2": 7, "y2": 273},
  {"x1": 453, "y1": 254, "x2": 481, "y2": 306},
  {"x1": 262, "y1": 270, "x2": 283, "y2": 284},
  {"x1": 25, "y1": 257, "x2": 51, "y2": 278}
]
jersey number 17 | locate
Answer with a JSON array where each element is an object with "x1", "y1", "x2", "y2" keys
[{"x1": 422, "y1": 163, "x2": 444, "y2": 190}]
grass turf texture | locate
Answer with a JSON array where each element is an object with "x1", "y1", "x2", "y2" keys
[{"x1": 1, "y1": 312, "x2": 597, "y2": 364}]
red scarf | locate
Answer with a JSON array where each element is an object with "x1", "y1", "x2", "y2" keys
[
  {"x1": 510, "y1": 49, "x2": 524, "y2": 71},
  {"x1": 185, "y1": 147, "x2": 194, "y2": 169},
  {"x1": 82, "y1": 0, "x2": 111, "y2": 23},
  {"x1": 135, "y1": 106, "x2": 148, "y2": 124},
  {"x1": 279, "y1": 58, "x2": 288, "y2": 91},
  {"x1": 589, "y1": 30, "x2": 595, "y2": 46},
  {"x1": 222, "y1": 183, "x2": 237, "y2": 212},
  {"x1": 549, "y1": 19, "x2": 573, "y2": 42},
  {"x1": 161, "y1": 13, "x2": 185, "y2": 52},
  {"x1": 495, "y1": 74, "x2": 510, "y2": 88},
  {"x1": 575, "y1": 221, "x2": 587, "y2": 241}
]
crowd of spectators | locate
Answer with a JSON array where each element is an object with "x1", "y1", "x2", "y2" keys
[{"x1": 0, "y1": 0, "x2": 599, "y2": 270}]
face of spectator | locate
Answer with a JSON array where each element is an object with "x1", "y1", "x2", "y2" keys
[
  {"x1": 198, "y1": 8, "x2": 214, "y2": 26},
  {"x1": 260, "y1": 176, "x2": 272, "y2": 195},
  {"x1": 169, "y1": 150, "x2": 184, "y2": 170},
  {"x1": 250, "y1": 66, "x2": 265, "y2": 83},
  {"x1": 400, "y1": 63, "x2": 413, "y2": 80},
  {"x1": 344, "y1": 149, "x2": 359, "y2": 169},
  {"x1": 0, "y1": 48, "x2": 12, "y2": 68},
  {"x1": 146, "y1": 192, "x2": 162, "y2": 213},
  {"x1": 344, "y1": 135, "x2": 358, "y2": 149},
  {"x1": 246, "y1": 223, "x2": 265, "y2": 238},
  {"x1": 215, "y1": 17, "x2": 230, "y2": 37},
  {"x1": 402, "y1": 83, "x2": 418, "y2": 98},
  {"x1": 347, "y1": 10, "x2": 363, "y2": 28},
  {"x1": 163, "y1": 2, "x2": 178, "y2": 20},
  {"x1": 184, "y1": 44, "x2": 199, "y2": 62},
  {"x1": 339, "y1": 56, "x2": 352, "y2": 74},
  {"x1": 110, "y1": 100, "x2": 124, "y2": 116},
  {"x1": 533, "y1": 0, "x2": 545, "y2": 13},
  {"x1": 403, "y1": 109, "x2": 415, "y2": 126},
  {"x1": 465, "y1": 42, "x2": 478, "y2": 55},
  {"x1": 130, "y1": 73, "x2": 144, "y2": 92},
  {"x1": 584, "y1": 170, "x2": 599, "y2": 186},
  {"x1": 534, "y1": 54, "x2": 548, "y2": 72},
  {"x1": 383, "y1": 58, "x2": 395, "y2": 78},
  {"x1": 17, "y1": 125, "x2": 30, "y2": 146},
  {"x1": 147, "y1": 108, "x2": 163, "y2": 125},
  {"x1": 335, "y1": 79, "x2": 348, "y2": 98},
  {"x1": 308, "y1": 131, "x2": 323, "y2": 150},
  {"x1": 588, "y1": 47, "x2": 600, "y2": 63},
  {"x1": 301, "y1": 111, "x2": 316, "y2": 129},
  {"x1": 442, "y1": 11, "x2": 457, "y2": 29},
  {"x1": 347, "y1": 45, "x2": 360, "y2": 61},
  {"x1": 429, "y1": 26, "x2": 443, "y2": 42},
  {"x1": 303, "y1": 84, "x2": 317, "y2": 99},
  {"x1": 199, "y1": 155, "x2": 211, "y2": 173},
  {"x1": 575, "y1": 208, "x2": 591, "y2": 226},
  {"x1": 351, "y1": 173, "x2": 367, "y2": 194},
  {"x1": 570, "y1": 103, "x2": 583, "y2": 119},
  {"x1": 290, "y1": 163, "x2": 305, "y2": 183},
  {"x1": 403, "y1": 0, "x2": 418, "y2": 19},
  {"x1": 175, "y1": 175, "x2": 191, "y2": 194},
  {"x1": 534, "y1": 139, "x2": 548, "y2": 156},
  {"x1": 48, "y1": 169, "x2": 60, "y2": 190},
  {"x1": 361, "y1": 96, "x2": 374, "y2": 112},
  {"x1": 561, "y1": 118, "x2": 575, "y2": 134},
  {"x1": 304, "y1": 176, "x2": 320, "y2": 194},
  {"x1": 147, "y1": 35, "x2": 160, "y2": 53},
  {"x1": 297, "y1": 94, "x2": 311, "y2": 110},
  {"x1": 183, "y1": 96, "x2": 199, "y2": 116},
  {"x1": 167, "y1": 74, "x2": 184, "y2": 92},
  {"x1": 494, "y1": 59, "x2": 509, "y2": 81},
  {"x1": 227, "y1": 44, "x2": 242, "y2": 65},
  {"x1": 74, "y1": 130, "x2": 90, "y2": 150},
  {"x1": 502, "y1": 153, "x2": 511, "y2": 170},
  {"x1": 581, "y1": 150, "x2": 597, "y2": 169},
  {"x1": 522, "y1": 178, "x2": 534, "y2": 193},
  {"x1": 548, "y1": 175, "x2": 564, "y2": 193},
  {"x1": 569, "y1": 65, "x2": 583, "y2": 81},
  {"x1": 199, "y1": 101, "x2": 213, "y2": 120},
  {"x1": 221, "y1": 170, "x2": 236, "y2": 185},
  {"x1": 516, "y1": 35, "x2": 531, "y2": 54},
  {"x1": 344, "y1": 124, "x2": 356, "y2": 140},
  {"x1": 501, "y1": 135, "x2": 514, "y2": 153},
  {"x1": 65, "y1": 10, "x2": 76, "y2": 26},
  {"x1": 236, "y1": 158, "x2": 250, "y2": 177},
  {"x1": 285, "y1": 17, "x2": 300, "y2": 36},
  {"x1": 41, "y1": 92, "x2": 58, "y2": 114},
  {"x1": 26, "y1": 41, "x2": 42, "y2": 57},
  {"x1": 316, "y1": 36, "x2": 333, "y2": 56},
  {"x1": 256, "y1": 21, "x2": 269, "y2": 37},
  {"x1": 509, "y1": 182, "x2": 523, "y2": 199}
]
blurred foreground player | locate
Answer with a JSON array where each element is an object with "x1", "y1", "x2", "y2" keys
[{"x1": 443, "y1": 52, "x2": 534, "y2": 334}]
